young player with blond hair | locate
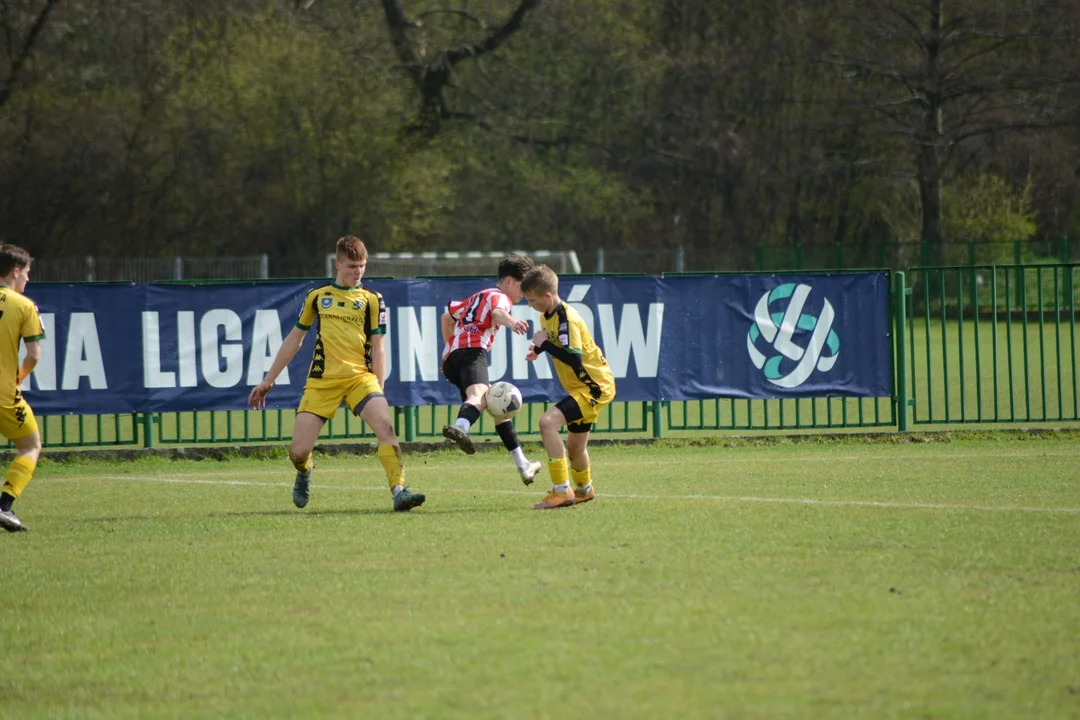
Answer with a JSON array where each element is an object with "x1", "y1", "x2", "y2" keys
[
  {"x1": 248, "y1": 236, "x2": 425, "y2": 512},
  {"x1": 520, "y1": 264, "x2": 616, "y2": 509},
  {"x1": 0, "y1": 244, "x2": 46, "y2": 532}
]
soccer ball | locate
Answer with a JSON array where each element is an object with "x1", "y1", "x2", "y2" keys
[{"x1": 485, "y1": 381, "x2": 523, "y2": 421}]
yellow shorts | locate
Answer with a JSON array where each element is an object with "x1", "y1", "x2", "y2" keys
[
  {"x1": 298, "y1": 374, "x2": 384, "y2": 419},
  {"x1": 0, "y1": 398, "x2": 39, "y2": 440},
  {"x1": 564, "y1": 386, "x2": 615, "y2": 429}
]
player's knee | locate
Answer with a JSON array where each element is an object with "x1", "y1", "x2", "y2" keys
[
  {"x1": 369, "y1": 418, "x2": 397, "y2": 443},
  {"x1": 287, "y1": 443, "x2": 310, "y2": 464},
  {"x1": 538, "y1": 412, "x2": 561, "y2": 434},
  {"x1": 567, "y1": 438, "x2": 588, "y2": 461}
]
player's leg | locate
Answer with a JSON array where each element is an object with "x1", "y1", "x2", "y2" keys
[
  {"x1": 293, "y1": 379, "x2": 340, "y2": 508},
  {"x1": 354, "y1": 384, "x2": 425, "y2": 512},
  {"x1": 532, "y1": 400, "x2": 576, "y2": 510},
  {"x1": 0, "y1": 404, "x2": 41, "y2": 532},
  {"x1": 441, "y1": 349, "x2": 488, "y2": 455},
  {"x1": 495, "y1": 418, "x2": 542, "y2": 485},
  {"x1": 566, "y1": 426, "x2": 596, "y2": 504},
  {"x1": 288, "y1": 412, "x2": 325, "y2": 508}
]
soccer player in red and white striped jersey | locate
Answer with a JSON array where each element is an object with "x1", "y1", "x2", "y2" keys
[
  {"x1": 443, "y1": 288, "x2": 514, "y2": 355},
  {"x1": 440, "y1": 254, "x2": 543, "y2": 484}
]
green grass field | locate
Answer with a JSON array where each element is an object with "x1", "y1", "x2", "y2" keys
[{"x1": 3, "y1": 433, "x2": 1079, "y2": 718}]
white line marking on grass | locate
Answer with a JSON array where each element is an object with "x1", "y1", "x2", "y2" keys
[
  {"x1": 75, "y1": 475, "x2": 1080, "y2": 514},
  {"x1": 607, "y1": 492, "x2": 1080, "y2": 514}
]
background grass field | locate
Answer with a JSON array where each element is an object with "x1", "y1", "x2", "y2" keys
[{"x1": 3, "y1": 432, "x2": 1079, "y2": 718}]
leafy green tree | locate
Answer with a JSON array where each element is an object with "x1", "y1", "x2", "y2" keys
[{"x1": 942, "y1": 173, "x2": 1036, "y2": 264}]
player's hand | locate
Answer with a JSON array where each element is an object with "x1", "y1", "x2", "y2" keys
[
  {"x1": 509, "y1": 318, "x2": 529, "y2": 335},
  {"x1": 532, "y1": 329, "x2": 548, "y2": 347},
  {"x1": 526, "y1": 344, "x2": 539, "y2": 362},
  {"x1": 248, "y1": 380, "x2": 273, "y2": 409}
]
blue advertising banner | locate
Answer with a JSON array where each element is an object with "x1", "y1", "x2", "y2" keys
[{"x1": 22, "y1": 273, "x2": 891, "y2": 415}]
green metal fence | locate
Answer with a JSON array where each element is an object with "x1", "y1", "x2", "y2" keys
[
  {"x1": 18, "y1": 263, "x2": 1080, "y2": 450},
  {"x1": 895, "y1": 265, "x2": 1079, "y2": 426}
]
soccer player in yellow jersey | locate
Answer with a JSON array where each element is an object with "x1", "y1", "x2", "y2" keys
[
  {"x1": 0, "y1": 244, "x2": 46, "y2": 532},
  {"x1": 521, "y1": 265, "x2": 616, "y2": 510},
  {"x1": 248, "y1": 236, "x2": 424, "y2": 512}
]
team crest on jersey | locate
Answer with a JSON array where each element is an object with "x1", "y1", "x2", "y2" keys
[
  {"x1": 320, "y1": 297, "x2": 333, "y2": 308},
  {"x1": 353, "y1": 300, "x2": 364, "y2": 311}
]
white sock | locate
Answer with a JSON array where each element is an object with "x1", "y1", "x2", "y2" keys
[
  {"x1": 392, "y1": 485, "x2": 404, "y2": 497},
  {"x1": 553, "y1": 482, "x2": 570, "y2": 494},
  {"x1": 510, "y1": 446, "x2": 528, "y2": 469},
  {"x1": 455, "y1": 417, "x2": 471, "y2": 433}
]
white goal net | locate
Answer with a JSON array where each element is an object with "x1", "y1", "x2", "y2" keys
[{"x1": 325, "y1": 250, "x2": 581, "y2": 278}]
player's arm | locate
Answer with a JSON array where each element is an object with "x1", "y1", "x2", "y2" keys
[
  {"x1": 248, "y1": 325, "x2": 307, "y2": 408},
  {"x1": 17, "y1": 340, "x2": 40, "y2": 384},
  {"x1": 441, "y1": 311, "x2": 456, "y2": 344},
  {"x1": 491, "y1": 308, "x2": 529, "y2": 335},
  {"x1": 370, "y1": 333, "x2": 387, "y2": 391},
  {"x1": 536, "y1": 339, "x2": 584, "y2": 372}
]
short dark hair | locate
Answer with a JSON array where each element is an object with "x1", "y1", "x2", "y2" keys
[
  {"x1": 497, "y1": 253, "x2": 534, "y2": 282},
  {"x1": 336, "y1": 236, "x2": 368, "y2": 261},
  {"x1": 0, "y1": 244, "x2": 32, "y2": 278}
]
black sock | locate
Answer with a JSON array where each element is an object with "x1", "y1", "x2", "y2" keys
[
  {"x1": 457, "y1": 403, "x2": 481, "y2": 427},
  {"x1": 495, "y1": 421, "x2": 521, "y2": 452},
  {"x1": 0, "y1": 492, "x2": 14, "y2": 512}
]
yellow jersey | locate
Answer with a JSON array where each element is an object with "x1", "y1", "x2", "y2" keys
[
  {"x1": 296, "y1": 283, "x2": 386, "y2": 379},
  {"x1": 538, "y1": 301, "x2": 615, "y2": 400},
  {"x1": 0, "y1": 287, "x2": 46, "y2": 406}
]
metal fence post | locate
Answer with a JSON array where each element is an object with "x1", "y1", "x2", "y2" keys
[
  {"x1": 894, "y1": 272, "x2": 910, "y2": 431},
  {"x1": 260, "y1": 253, "x2": 269, "y2": 279},
  {"x1": 142, "y1": 413, "x2": 156, "y2": 448},
  {"x1": 174, "y1": 257, "x2": 182, "y2": 280},
  {"x1": 404, "y1": 406, "x2": 415, "y2": 442},
  {"x1": 85, "y1": 255, "x2": 95, "y2": 282},
  {"x1": 755, "y1": 244, "x2": 765, "y2": 271},
  {"x1": 675, "y1": 246, "x2": 685, "y2": 273},
  {"x1": 596, "y1": 247, "x2": 605, "y2": 274},
  {"x1": 651, "y1": 401, "x2": 664, "y2": 438}
]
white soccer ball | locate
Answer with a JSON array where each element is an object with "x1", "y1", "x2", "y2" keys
[{"x1": 485, "y1": 381, "x2": 523, "y2": 421}]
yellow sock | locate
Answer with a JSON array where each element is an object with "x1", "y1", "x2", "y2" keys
[
  {"x1": 3, "y1": 455, "x2": 36, "y2": 499},
  {"x1": 291, "y1": 454, "x2": 313, "y2": 473},
  {"x1": 570, "y1": 466, "x2": 591, "y2": 489},
  {"x1": 548, "y1": 457, "x2": 569, "y2": 487},
  {"x1": 378, "y1": 444, "x2": 405, "y2": 490}
]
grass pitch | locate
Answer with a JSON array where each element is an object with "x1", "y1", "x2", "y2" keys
[{"x1": 3, "y1": 433, "x2": 1079, "y2": 718}]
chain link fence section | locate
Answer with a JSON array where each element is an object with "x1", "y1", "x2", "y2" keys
[
  {"x1": 332, "y1": 250, "x2": 582, "y2": 278},
  {"x1": 32, "y1": 255, "x2": 270, "y2": 282}
]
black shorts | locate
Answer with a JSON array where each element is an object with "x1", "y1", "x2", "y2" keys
[
  {"x1": 556, "y1": 396, "x2": 592, "y2": 433},
  {"x1": 442, "y1": 348, "x2": 490, "y2": 401}
]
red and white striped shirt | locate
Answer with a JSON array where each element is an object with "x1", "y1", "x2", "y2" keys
[{"x1": 443, "y1": 288, "x2": 512, "y2": 355}]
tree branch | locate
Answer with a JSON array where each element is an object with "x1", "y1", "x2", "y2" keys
[
  {"x1": 379, "y1": 0, "x2": 424, "y2": 86},
  {"x1": 0, "y1": 0, "x2": 61, "y2": 110},
  {"x1": 444, "y1": 0, "x2": 540, "y2": 66}
]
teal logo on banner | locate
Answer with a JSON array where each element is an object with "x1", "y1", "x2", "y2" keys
[{"x1": 747, "y1": 283, "x2": 840, "y2": 389}]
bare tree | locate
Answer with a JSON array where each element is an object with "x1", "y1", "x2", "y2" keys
[
  {"x1": 368, "y1": 0, "x2": 541, "y2": 135},
  {"x1": 826, "y1": 0, "x2": 1080, "y2": 263}
]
